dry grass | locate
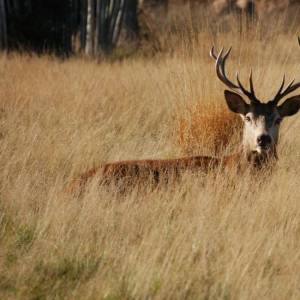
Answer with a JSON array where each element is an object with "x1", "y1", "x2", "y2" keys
[
  {"x1": 176, "y1": 102, "x2": 242, "y2": 156},
  {"x1": 1, "y1": 12, "x2": 300, "y2": 300}
]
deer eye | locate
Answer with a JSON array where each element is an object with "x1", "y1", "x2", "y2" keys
[
  {"x1": 275, "y1": 118, "x2": 282, "y2": 125},
  {"x1": 245, "y1": 116, "x2": 251, "y2": 122}
]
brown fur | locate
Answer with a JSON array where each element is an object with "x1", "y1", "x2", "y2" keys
[
  {"x1": 68, "y1": 156, "x2": 219, "y2": 194},
  {"x1": 67, "y1": 150, "x2": 276, "y2": 194}
]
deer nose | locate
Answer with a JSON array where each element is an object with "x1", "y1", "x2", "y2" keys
[{"x1": 257, "y1": 135, "x2": 272, "y2": 147}]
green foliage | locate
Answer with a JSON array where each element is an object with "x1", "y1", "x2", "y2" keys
[
  {"x1": 28, "y1": 257, "x2": 100, "y2": 299},
  {"x1": 15, "y1": 225, "x2": 35, "y2": 250}
]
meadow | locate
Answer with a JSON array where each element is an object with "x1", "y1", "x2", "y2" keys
[{"x1": 1, "y1": 10, "x2": 300, "y2": 300}]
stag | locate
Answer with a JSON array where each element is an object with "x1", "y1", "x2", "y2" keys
[
  {"x1": 209, "y1": 45, "x2": 300, "y2": 166},
  {"x1": 69, "y1": 43, "x2": 300, "y2": 193}
]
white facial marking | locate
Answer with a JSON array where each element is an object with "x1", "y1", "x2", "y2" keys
[{"x1": 241, "y1": 109, "x2": 281, "y2": 154}]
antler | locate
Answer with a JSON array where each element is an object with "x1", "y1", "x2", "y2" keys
[
  {"x1": 270, "y1": 37, "x2": 300, "y2": 106},
  {"x1": 271, "y1": 76, "x2": 300, "y2": 105},
  {"x1": 210, "y1": 46, "x2": 260, "y2": 104}
]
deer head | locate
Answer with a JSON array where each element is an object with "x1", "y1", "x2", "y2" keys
[{"x1": 211, "y1": 44, "x2": 300, "y2": 158}]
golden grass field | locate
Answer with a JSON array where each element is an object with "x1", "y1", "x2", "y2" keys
[{"x1": 1, "y1": 11, "x2": 300, "y2": 300}]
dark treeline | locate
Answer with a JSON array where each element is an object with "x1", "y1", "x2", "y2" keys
[{"x1": 0, "y1": 0, "x2": 139, "y2": 56}]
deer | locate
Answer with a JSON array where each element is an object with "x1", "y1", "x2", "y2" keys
[{"x1": 68, "y1": 45, "x2": 300, "y2": 194}]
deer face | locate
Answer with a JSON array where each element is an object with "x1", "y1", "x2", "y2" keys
[
  {"x1": 211, "y1": 45, "x2": 300, "y2": 156},
  {"x1": 224, "y1": 91, "x2": 300, "y2": 154},
  {"x1": 242, "y1": 105, "x2": 280, "y2": 154}
]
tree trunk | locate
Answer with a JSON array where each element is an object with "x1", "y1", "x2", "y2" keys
[
  {"x1": 0, "y1": 0, "x2": 7, "y2": 50},
  {"x1": 62, "y1": 0, "x2": 73, "y2": 56},
  {"x1": 124, "y1": 0, "x2": 139, "y2": 40},
  {"x1": 99, "y1": 0, "x2": 110, "y2": 52},
  {"x1": 94, "y1": 0, "x2": 101, "y2": 54},
  {"x1": 110, "y1": 0, "x2": 126, "y2": 49},
  {"x1": 85, "y1": 0, "x2": 95, "y2": 55},
  {"x1": 95, "y1": 0, "x2": 127, "y2": 54}
]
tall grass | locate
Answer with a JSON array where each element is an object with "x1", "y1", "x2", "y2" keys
[{"x1": 1, "y1": 11, "x2": 300, "y2": 300}]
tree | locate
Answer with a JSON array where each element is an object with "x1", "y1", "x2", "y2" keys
[
  {"x1": 85, "y1": 0, "x2": 95, "y2": 55},
  {"x1": 1, "y1": 0, "x2": 138, "y2": 56},
  {"x1": 97, "y1": 0, "x2": 127, "y2": 54},
  {"x1": 82, "y1": 0, "x2": 127, "y2": 56},
  {"x1": 0, "y1": 0, "x2": 7, "y2": 50},
  {"x1": 124, "y1": 0, "x2": 139, "y2": 41}
]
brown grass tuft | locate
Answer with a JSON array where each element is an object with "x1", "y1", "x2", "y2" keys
[{"x1": 176, "y1": 101, "x2": 242, "y2": 156}]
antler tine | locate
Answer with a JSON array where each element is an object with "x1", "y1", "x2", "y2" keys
[
  {"x1": 249, "y1": 70, "x2": 256, "y2": 97},
  {"x1": 272, "y1": 75, "x2": 300, "y2": 105},
  {"x1": 219, "y1": 48, "x2": 234, "y2": 84},
  {"x1": 271, "y1": 37, "x2": 300, "y2": 105},
  {"x1": 272, "y1": 75, "x2": 285, "y2": 105},
  {"x1": 213, "y1": 47, "x2": 240, "y2": 90},
  {"x1": 223, "y1": 47, "x2": 232, "y2": 61},
  {"x1": 210, "y1": 46, "x2": 218, "y2": 60},
  {"x1": 281, "y1": 79, "x2": 300, "y2": 96},
  {"x1": 278, "y1": 74, "x2": 286, "y2": 94},
  {"x1": 236, "y1": 72, "x2": 259, "y2": 103},
  {"x1": 236, "y1": 72, "x2": 248, "y2": 95},
  {"x1": 285, "y1": 79, "x2": 295, "y2": 92},
  {"x1": 211, "y1": 46, "x2": 259, "y2": 103}
]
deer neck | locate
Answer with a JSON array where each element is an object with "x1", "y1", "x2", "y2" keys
[{"x1": 240, "y1": 144, "x2": 278, "y2": 169}]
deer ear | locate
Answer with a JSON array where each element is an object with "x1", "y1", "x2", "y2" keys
[
  {"x1": 278, "y1": 95, "x2": 300, "y2": 117},
  {"x1": 224, "y1": 90, "x2": 249, "y2": 115}
]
